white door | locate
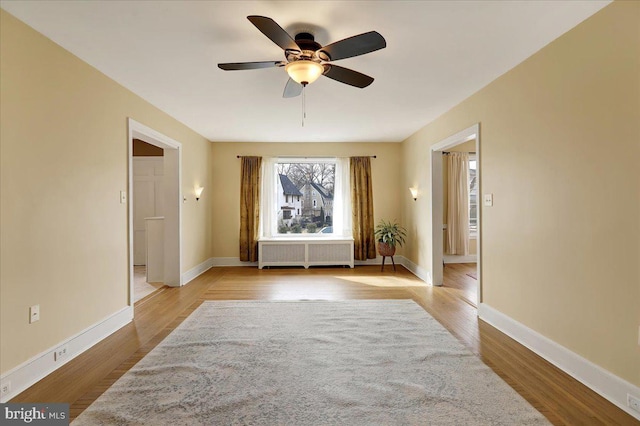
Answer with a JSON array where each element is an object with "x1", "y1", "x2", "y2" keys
[{"x1": 133, "y1": 157, "x2": 164, "y2": 265}]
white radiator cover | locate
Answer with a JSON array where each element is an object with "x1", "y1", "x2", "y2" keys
[{"x1": 258, "y1": 238, "x2": 354, "y2": 269}]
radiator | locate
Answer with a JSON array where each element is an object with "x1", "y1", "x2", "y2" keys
[{"x1": 258, "y1": 238, "x2": 354, "y2": 269}]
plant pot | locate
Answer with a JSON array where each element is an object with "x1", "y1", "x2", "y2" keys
[{"x1": 377, "y1": 242, "x2": 396, "y2": 257}]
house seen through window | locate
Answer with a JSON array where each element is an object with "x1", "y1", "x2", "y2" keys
[{"x1": 276, "y1": 161, "x2": 335, "y2": 235}]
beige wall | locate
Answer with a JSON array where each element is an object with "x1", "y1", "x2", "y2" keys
[
  {"x1": 2, "y1": 0, "x2": 637, "y2": 395},
  {"x1": 442, "y1": 140, "x2": 477, "y2": 256},
  {"x1": 0, "y1": 10, "x2": 212, "y2": 373},
  {"x1": 210, "y1": 142, "x2": 403, "y2": 259},
  {"x1": 402, "y1": 1, "x2": 639, "y2": 385}
]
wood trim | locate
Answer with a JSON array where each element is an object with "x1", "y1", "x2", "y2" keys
[
  {"x1": 430, "y1": 124, "x2": 480, "y2": 288},
  {"x1": 210, "y1": 257, "x2": 258, "y2": 267},
  {"x1": 0, "y1": 307, "x2": 133, "y2": 402},
  {"x1": 209, "y1": 255, "x2": 433, "y2": 286},
  {"x1": 397, "y1": 256, "x2": 432, "y2": 285},
  {"x1": 479, "y1": 303, "x2": 640, "y2": 420},
  {"x1": 444, "y1": 254, "x2": 478, "y2": 263},
  {"x1": 181, "y1": 258, "x2": 214, "y2": 285},
  {"x1": 127, "y1": 118, "x2": 183, "y2": 296},
  {"x1": 6, "y1": 266, "x2": 636, "y2": 424}
]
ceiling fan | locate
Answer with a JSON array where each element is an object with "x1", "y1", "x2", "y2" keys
[{"x1": 218, "y1": 16, "x2": 386, "y2": 98}]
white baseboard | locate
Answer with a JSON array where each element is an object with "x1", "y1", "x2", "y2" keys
[
  {"x1": 0, "y1": 306, "x2": 133, "y2": 403},
  {"x1": 181, "y1": 258, "x2": 214, "y2": 285},
  {"x1": 209, "y1": 256, "x2": 433, "y2": 289},
  {"x1": 211, "y1": 257, "x2": 258, "y2": 267},
  {"x1": 397, "y1": 256, "x2": 432, "y2": 285},
  {"x1": 478, "y1": 303, "x2": 640, "y2": 421},
  {"x1": 354, "y1": 257, "x2": 382, "y2": 266},
  {"x1": 444, "y1": 254, "x2": 477, "y2": 264}
]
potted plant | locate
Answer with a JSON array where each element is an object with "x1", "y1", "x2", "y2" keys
[{"x1": 374, "y1": 219, "x2": 407, "y2": 257}]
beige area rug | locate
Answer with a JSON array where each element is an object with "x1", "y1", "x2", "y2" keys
[{"x1": 73, "y1": 300, "x2": 550, "y2": 425}]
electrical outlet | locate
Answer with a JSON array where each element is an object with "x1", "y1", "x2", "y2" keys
[
  {"x1": 120, "y1": 191, "x2": 127, "y2": 204},
  {"x1": 628, "y1": 394, "x2": 640, "y2": 413},
  {"x1": 1, "y1": 381, "x2": 10, "y2": 397},
  {"x1": 54, "y1": 345, "x2": 69, "y2": 361},
  {"x1": 29, "y1": 304, "x2": 40, "y2": 323}
]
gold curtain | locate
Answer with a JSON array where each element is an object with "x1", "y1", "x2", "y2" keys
[
  {"x1": 350, "y1": 157, "x2": 376, "y2": 260},
  {"x1": 445, "y1": 152, "x2": 470, "y2": 255},
  {"x1": 239, "y1": 156, "x2": 262, "y2": 262}
]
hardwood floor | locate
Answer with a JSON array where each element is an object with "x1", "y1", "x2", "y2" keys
[
  {"x1": 441, "y1": 262, "x2": 478, "y2": 307},
  {"x1": 10, "y1": 265, "x2": 637, "y2": 425}
]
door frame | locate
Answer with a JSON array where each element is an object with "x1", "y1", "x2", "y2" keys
[
  {"x1": 429, "y1": 123, "x2": 481, "y2": 306},
  {"x1": 127, "y1": 118, "x2": 182, "y2": 307}
]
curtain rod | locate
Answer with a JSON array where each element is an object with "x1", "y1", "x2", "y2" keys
[{"x1": 236, "y1": 155, "x2": 377, "y2": 159}]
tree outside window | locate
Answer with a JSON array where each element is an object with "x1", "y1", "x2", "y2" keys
[{"x1": 276, "y1": 161, "x2": 335, "y2": 235}]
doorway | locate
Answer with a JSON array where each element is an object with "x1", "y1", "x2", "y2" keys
[
  {"x1": 132, "y1": 145, "x2": 164, "y2": 302},
  {"x1": 127, "y1": 118, "x2": 182, "y2": 307},
  {"x1": 429, "y1": 124, "x2": 481, "y2": 306}
]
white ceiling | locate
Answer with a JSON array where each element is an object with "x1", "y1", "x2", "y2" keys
[{"x1": 1, "y1": 1, "x2": 610, "y2": 143}]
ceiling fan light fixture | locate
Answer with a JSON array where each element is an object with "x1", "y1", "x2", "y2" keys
[{"x1": 285, "y1": 60, "x2": 323, "y2": 86}]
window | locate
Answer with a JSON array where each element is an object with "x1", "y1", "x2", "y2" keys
[
  {"x1": 469, "y1": 155, "x2": 477, "y2": 235},
  {"x1": 272, "y1": 159, "x2": 338, "y2": 236},
  {"x1": 262, "y1": 157, "x2": 350, "y2": 238}
]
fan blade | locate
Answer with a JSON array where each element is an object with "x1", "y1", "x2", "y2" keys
[
  {"x1": 218, "y1": 61, "x2": 283, "y2": 71},
  {"x1": 318, "y1": 31, "x2": 386, "y2": 61},
  {"x1": 247, "y1": 16, "x2": 301, "y2": 53},
  {"x1": 323, "y1": 65, "x2": 374, "y2": 88},
  {"x1": 283, "y1": 78, "x2": 303, "y2": 98}
]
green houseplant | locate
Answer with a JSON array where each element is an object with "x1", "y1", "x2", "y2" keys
[{"x1": 374, "y1": 220, "x2": 407, "y2": 256}]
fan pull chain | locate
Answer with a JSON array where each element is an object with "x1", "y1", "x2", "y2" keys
[{"x1": 301, "y1": 85, "x2": 306, "y2": 127}]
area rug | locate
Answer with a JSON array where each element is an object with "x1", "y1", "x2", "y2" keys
[{"x1": 73, "y1": 300, "x2": 549, "y2": 425}]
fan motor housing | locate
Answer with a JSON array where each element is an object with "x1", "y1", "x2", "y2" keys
[
  {"x1": 287, "y1": 32, "x2": 330, "y2": 62},
  {"x1": 294, "y1": 33, "x2": 320, "y2": 50}
]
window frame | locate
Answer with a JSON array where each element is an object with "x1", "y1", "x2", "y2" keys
[{"x1": 272, "y1": 157, "x2": 338, "y2": 238}]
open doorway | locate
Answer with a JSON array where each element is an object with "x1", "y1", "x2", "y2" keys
[
  {"x1": 132, "y1": 140, "x2": 165, "y2": 302},
  {"x1": 430, "y1": 124, "x2": 481, "y2": 307},
  {"x1": 127, "y1": 118, "x2": 182, "y2": 307}
]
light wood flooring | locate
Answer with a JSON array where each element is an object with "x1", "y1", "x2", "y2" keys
[
  {"x1": 10, "y1": 265, "x2": 637, "y2": 425},
  {"x1": 442, "y1": 262, "x2": 478, "y2": 307}
]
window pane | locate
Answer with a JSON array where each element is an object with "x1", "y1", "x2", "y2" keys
[
  {"x1": 276, "y1": 162, "x2": 335, "y2": 235},
  {"x1": 469, "y1": 157, "x2": 477, "y2": 234}
]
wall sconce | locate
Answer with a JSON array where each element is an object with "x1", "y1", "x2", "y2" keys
[
  {"x1": 409, "y1": 187, "x2": 418, "y2": 201},
  {"x1": 195, "y1": 186, "x2": 204, "y2": 201}
]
